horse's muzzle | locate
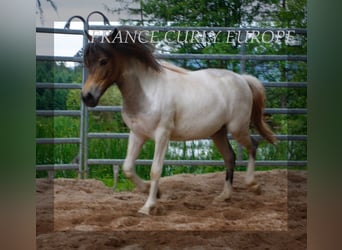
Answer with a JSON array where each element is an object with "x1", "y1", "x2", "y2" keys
[{"x1": 81, "y1": 92, "x2": 98, "y2": 107}]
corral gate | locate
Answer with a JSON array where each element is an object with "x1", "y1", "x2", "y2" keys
[{"x1": 36, "y1": 23, "x2": 307, "y2": 179}]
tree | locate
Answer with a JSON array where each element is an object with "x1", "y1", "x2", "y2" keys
[
  {"x1": 141, "y1": 0, "x2": 277, "y2": 26},
  {"x1": 36, "y1": 61, "x2": 83, "y2": 110},
  {"x1": 104, "y1": 0, "x2": 145, "y2": 25},
  {"x1": 36, "y1": 0, "x2": 57, "y2": 25},
  {"x1": 276, "y1": 0, "x2": 307, "y2": 28}
]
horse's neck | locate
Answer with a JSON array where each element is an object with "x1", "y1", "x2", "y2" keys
[
  {"x1": 116, "y1": 76, "x2": 143, "y2": 115},
  {"x1": 117, "y1": 65, "x2": 159, "y2": 115}
]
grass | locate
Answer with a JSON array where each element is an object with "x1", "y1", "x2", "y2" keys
[
  {"x1": 88, "y1": 164, "x2": 307, "y2": 190},
  {"x1": 93, "y1": 176, "x2": 136, "y2": 191},
  {"x1": 36, "y1": 115, "x2": 307, "y2": 190}
]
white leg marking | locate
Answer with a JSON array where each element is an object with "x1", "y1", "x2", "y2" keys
[
  {"x1": 245, "y1": 155, "x2": 256, "y2": 186},
  {"x1": 138, "y1": 179, "x2": 160, "y2": 215},
  {"x1": 123, "y1": 132, "x2": 148, "y2": 192},
  {"x1": 138, "y1": 128, "x2": 169, "y2": 215},
  {"x1": 214, "y1": 181, "x2": 232, "y2": 202},
  {"x1": 245, "y1": 154, "x2": 261, "y2": 194}
]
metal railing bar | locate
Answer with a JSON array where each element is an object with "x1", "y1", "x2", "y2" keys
[
  {"x1": 87, "y1": 106, "x2": 122, "y2": 112},
  {"x1": 87, "y1": 132, "x2": 307, "y2": 141},
  {"x1": 263, "y1": 82, "x2": 307, "y2": 88},
  {"x1": 36, "y1": 164, "x2": 79, "y2": 171},
  {"x1": 36, "y1": 83, "x2": 82, "y2": 89},
  {"x1": 35, "y1": 82, "x2": 306, "y2": 89},
  {"x1": 155, "y1": 54, "x2": 307, "y2": 61},
  {"x1": 264, "y1": 108, "x2": 307, "y2": 114},
  {"x1": 87, "y1": 106, "x2": 307, "y2": 115},
  {"x1": 35, "y1": 134, "x2": 306, "y2": 145},
  {"x1": 36, "y1": 110, "x2": 81, "y2": 116},
  {"x1": 37, "y1": 26, "x2": 307, "y2": 34},
  {"x1": 87, "y1": 25, "x2": 307, "y2": 34},
  {"x1": 87, "y1": 159, "x2": 307, "y2": 166},
  {"x1": 253, "y1": 135, "x2": 307, "y2": 141},
  {"x1": 36, "y1": 54, "x2": 306, "y2": 62},
  {"x1": 35, "y1": 82, "x2": 306, "y2": 90},
  {"x1": 88, "y1": 133, "x2": 129, "y2": 139},
  {"x1": 35, "y1": 160, "x2": 306, "y2": 171},
  {"x1": 36, "y1": 55, "x2": 83, "y2": 62},
  {"x1": 36, "y1": 138, "x2": 80, "y2": 144},
  {"x1": 36, "y1": 27, "x2": 84, "y2": 35}
]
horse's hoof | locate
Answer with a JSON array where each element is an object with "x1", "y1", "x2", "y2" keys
[
  {"x1": 214, "y1": 193, "x2": 231, "y2": 203},
  {"x1": 138, "y1": 206, "x2": 150, "y2": 215},
  {"x1": 247, "y1": 183, "x2": 262, "y2": 195}
]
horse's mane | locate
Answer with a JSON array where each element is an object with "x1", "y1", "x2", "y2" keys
[
  {"x1": 84, "y1": 26, "x2": 161, "y2": 72},
  {"x1": 160, "y1": 61, "x2": 189, "y2": 74}
]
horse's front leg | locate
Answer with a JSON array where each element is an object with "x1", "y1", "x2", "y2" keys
[
  {"x1": 123, "y1": 131, "x2": 148, "y2": 192},
  {"x1": 138, "y1": 128, "x2": 169, "y2": 215}
]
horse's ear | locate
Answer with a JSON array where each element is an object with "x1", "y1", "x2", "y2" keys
[
  {"x1": 86, "y1": 32, "x2": 93, "y2": 42},
  {"x1": 107, "y1": 28, "x2": 119, "y2": 42}
]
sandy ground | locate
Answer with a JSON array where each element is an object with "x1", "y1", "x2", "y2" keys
[{"x1": 36, "y1": 169, "x2": 306, "y2": 249}]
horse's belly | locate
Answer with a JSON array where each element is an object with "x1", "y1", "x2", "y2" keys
[
  {"x1": 170, "y1": 94, "x2": 229, "y2": 140},
  {"x1": 170, "y1": 127, "x2": 219, "y2": 141},
  {"x1": 171, "y1": 113, "x2": 225, "y2": 141}
]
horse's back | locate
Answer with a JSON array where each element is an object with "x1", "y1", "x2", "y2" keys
[
  {"x1": 163, "y1": 68, "x2": 253, "y2": 140},
  {"x1": 185, "y1": 68, "x2": 253, "y2": 111}
]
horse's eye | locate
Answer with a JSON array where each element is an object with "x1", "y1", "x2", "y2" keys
[{"x1": 99, "y1": 59, "x2": 108, "y2": 66}]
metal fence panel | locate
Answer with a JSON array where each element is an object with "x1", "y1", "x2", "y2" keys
[{"x1": 36, "y1": 26, "x2": 307, "y2": 175}]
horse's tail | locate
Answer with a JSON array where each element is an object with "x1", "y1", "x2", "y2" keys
[{"x1": 243, "y1": 74, "x2": 277, "y2": 144}]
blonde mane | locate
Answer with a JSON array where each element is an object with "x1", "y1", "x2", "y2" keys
[{"x1": 159, "y1": 61, "x2": 189, "y2": 74}]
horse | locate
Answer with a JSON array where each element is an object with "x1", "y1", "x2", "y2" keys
[{"x1": 81, "y1": 27, "x2": 277, "y2": 215}]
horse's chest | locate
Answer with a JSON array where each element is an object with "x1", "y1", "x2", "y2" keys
[{"x1": 122, "y1": 111, "x2": 158, "y2": 139}]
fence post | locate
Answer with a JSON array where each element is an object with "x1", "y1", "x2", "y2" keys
[
  {"x1": 237, "y1": 30, "x2": 247, "y2": 164},
  {"x1": 78, "y1": 34, "x2": 89, "y2": 179}
]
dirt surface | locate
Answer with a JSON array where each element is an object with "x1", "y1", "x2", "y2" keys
[{"x1": 36, "y1": 170, "x2": 306, "y2": 249}]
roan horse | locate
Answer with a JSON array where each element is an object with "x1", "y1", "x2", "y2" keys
[{"x1": 82, "y1": 27, "x2": 277, "y2": 215}]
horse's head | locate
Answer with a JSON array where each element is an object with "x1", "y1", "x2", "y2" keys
[
  {"x1": 82, "y1": 29, "x2": 123, "y2": 107},
  {"x1": 81, "y1": 27, "x2": 161, "y2": 107}
]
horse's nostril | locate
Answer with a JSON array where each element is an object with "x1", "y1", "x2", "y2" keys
[
  {"x1": 82, "y1": 92, "x2": 93, "y2": 102},
  {"x1": 81, "y1": 92, "x2": 97, "y2": 107}
]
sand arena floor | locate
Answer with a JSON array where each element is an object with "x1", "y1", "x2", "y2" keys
[{"x1": 36, "y1": 169, "x2": 306, "y2": 249}]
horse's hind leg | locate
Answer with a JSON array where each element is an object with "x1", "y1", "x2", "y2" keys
[
  {"x1": 211, "y1": 127, "x2": 236, "y2": 202},
  {"x1": 232, "y1": 129, "x2": 261, "y2": 194},
  {"x1": 246, "y1": 136, "x2": 259, "y2": 189}
]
